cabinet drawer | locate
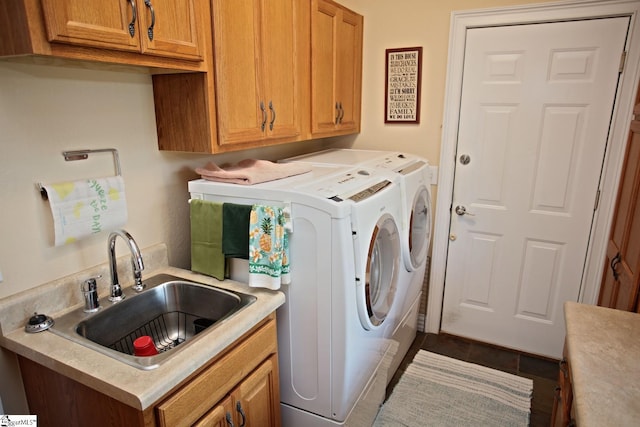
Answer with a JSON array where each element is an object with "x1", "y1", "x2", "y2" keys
[{"x1": 156, "y1": 316, "x2": 277, "y2": 427}]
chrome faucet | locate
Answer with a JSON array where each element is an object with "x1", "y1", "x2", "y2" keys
[{"x1": 108, "y1": 229, "x2": 145, "y2": 302}]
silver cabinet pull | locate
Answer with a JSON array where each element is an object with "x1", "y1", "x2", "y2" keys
[
  {"x1": 269, "y1": 100, "x2": 276, "y2": 131},
  {"x1": 128, "y1": 0, "x2": 137, "y2": 37},
  {"x1": 144, "y1": 0, "x2": 155, "y2": 41},
  {"x1": 260, "y1": 101, "x2": 267, "y2": 131},
  {"x1": 455, "y1": 205, "x2": 475, "y2": 216}
]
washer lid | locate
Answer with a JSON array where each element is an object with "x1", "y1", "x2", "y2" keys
[{"x1": 295, "y1": 167, "x2": 393, "y2": 201}]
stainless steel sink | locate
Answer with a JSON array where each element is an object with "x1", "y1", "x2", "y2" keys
[{"x1": 50, "y1": 274, "x2": 256, "y2": 370}]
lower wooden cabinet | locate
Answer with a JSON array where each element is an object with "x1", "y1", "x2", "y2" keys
[
  {"x1": 194, "y1": 356, "x2": 279, "y2": 427},
  {"x1": 18, "y1": 313, "x2": 280, "y2": 427},
  {"x1": 551, "y1": 345, "x2": 575, "y2": 427},
  {"x1": 598, "y1": 101, "x2": 640, "y2": 312}
]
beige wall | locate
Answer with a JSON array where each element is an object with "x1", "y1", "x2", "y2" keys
[
  {"x1": 0, "y1": 0, "x2": 554, "y2": 414},
  {"x1": 0, "y1": 62, "x2": 329, "y2": 302}
]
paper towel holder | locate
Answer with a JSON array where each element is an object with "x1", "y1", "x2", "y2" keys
[{"x1": 37, "y1": 148, "x2": 122, "y2": 200}]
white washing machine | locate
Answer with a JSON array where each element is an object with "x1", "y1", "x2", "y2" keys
[
  {"x1": 283, "y1": 149, "x2": 433, "y2": 381},
  {"x1": 189, "y1": 163, "x2": 405, "y2": 426}
]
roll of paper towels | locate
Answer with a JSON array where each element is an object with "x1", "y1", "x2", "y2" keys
[{"x1": 43, "y1": 176, "x2": 128, "y2": 246}]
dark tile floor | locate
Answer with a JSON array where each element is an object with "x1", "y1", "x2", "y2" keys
[{"x1": 386, "y1": 332, "x2": 559, "y2": 427}]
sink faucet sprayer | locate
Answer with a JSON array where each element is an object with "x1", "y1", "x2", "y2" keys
[{"x1": 108, "y1": 229, "x2": 145, "y2": 302}]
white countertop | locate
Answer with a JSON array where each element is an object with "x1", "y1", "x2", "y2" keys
[
  {"x1": 564, "y1": 301, "x2": 640, "y2": 426},
  {"x1": 0, "y1": 244, "x2": 285, "y2": 411}
]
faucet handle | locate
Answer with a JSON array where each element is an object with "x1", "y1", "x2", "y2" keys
[
  {"x1": 81, "y1": 277, "x2": 97, "y2": 293},
  {"x1": 81, "y1": 277, "x2": 101, "y2": 313}
]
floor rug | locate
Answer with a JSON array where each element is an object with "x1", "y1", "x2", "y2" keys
[{"x1": 373, "y1": 350, "x2": 533, "y2": 426}]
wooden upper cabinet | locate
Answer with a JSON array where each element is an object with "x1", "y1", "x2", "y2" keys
[
  {"x1": 311, "y1": 0, "x2": 362, "y2": 137},
  {"x1": 0, "y1": 0, "x2": 207, "y2": 70},
  {"x1": 212, "y1": 0, "x2": 301, "y2": 147},
  {"x1": 40, "y1": 0, "x2": 202, "y2": 61}
]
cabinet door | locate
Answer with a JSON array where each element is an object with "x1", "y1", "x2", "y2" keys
[
  {"x1": 41, "y1": 0, "x2": 141, "y2": 52},
  {"x1": 311, "y1": 0, "x2": 340, "y2": 135},
  {"x1": 261, "y1": 0, "x2": 300, "y2": 140},
  {"x1": 598, "y1": 103, "x2": 640, "y2": 311},
  {"x1": 233, "y1": 355, "x2": 281, "y2": 427},
  {"x1": 335, "y1": 7, "x2": 362, "y2": 133},
  {"x1": 213, "y1": 0, "x2": 299, "y2": 146},
  {"x1": 138, "y1": 0, "x2": 203, "y2": 60},
  {"x1": 310, "y1": 0, "x2": 362, "y2": 137},
  {"x1": 213, "y1": 0, "x2": 266, "y2": 145},
  {"x1": 194, "y1": 396, "x2": 234, "y2": 427}
]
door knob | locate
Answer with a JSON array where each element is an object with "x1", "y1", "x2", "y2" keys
[{"x1": 455, "y1": 205, "x2": 474, "y2": 216}]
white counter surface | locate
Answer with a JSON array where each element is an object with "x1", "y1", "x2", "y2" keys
[{"x1": 0, "y1": 244, "x2": 285, "y2": 410}]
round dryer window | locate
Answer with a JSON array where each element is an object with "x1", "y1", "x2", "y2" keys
[
  {"x1": 361, "y1": 214, "x2": 401, "y2": 329},
  {"x1": 409, "y1": 187, "x2": 432, "y2": 269}
]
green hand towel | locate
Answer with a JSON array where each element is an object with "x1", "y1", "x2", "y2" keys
[
  {"x1": 190, "y1": 199, "x2": 226, "y2": 280},
  {"x1": 222, "y1": 203, "x2": 252, "y2": 259}
]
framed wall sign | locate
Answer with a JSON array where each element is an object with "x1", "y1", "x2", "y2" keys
[{"x1": 385, "y1": 47, "x2": 422, "y2": 124}]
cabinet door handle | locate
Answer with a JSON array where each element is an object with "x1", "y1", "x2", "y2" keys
[
  {"x1": 144, "y1": 0, "x2": 155, "y2": 41},
  {"x1": 236, "y1": 401, "x2": 246, "y2": 427},
  {"x1": 260, "y1": 101, "x2": 267, "y2": 131},
  {"x1": 127, "y1": 0, "x2": 137, "y2": 37},
  {"x1": 338, "y1": 102, "x2": 344, "y2": 123},
  {"x1": 269, "y1": 100, "x2": 276, "y2": 131},
  {"x1": 611, "y1": 252, "x2": 621, "y2": 281},
  {"x1": 335, "y1": 102, "x2": 340, "y2": 124},
  {"x1": 225, "y1": 412, "x2": 235, "y2": 427},
  {"x1": 559, "y1": 358, "x2": 568, "y2": 378}
]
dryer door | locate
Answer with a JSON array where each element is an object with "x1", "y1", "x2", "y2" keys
[
  {"x1": 359, "y1": 214, "x2": 401, "y2": 330},
  {"x1": 407, "y1": 186, "x2": 432, "y2": 270}
]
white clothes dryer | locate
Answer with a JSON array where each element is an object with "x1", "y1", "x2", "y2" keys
[
  {"x1": 283, "y1": 149, "x2": 432, "y2": 276},
  {"x1": 283, "y1": 149, "x2": 433, "y2": 382},
  {"x1": 188, "y1": 163, "x2": 404, "y2": 427}
]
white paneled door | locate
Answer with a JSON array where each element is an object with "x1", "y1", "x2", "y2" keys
[{"x1": 441, "y1": 17, "x2": 629, "y2": 358}]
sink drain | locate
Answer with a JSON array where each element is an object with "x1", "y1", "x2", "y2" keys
[{"x1": 24, "y1": 313, "x2": 54, "y2": 333}]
